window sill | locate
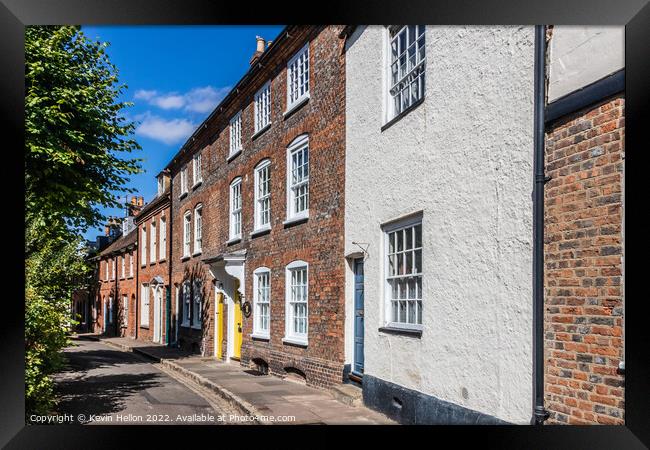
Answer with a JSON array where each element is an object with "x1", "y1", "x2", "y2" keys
[
  {"x1": 192, "y1": 181, "x2": 202, "y2": 190},
  {"x1": 283, "y1": 95, "x2": 310, "y2": 120},
  {"x1": 180, "y1": 323, "x2": 191, "y2": 329},
  {"x1": 251, "y1": 123, "x2": 271, "y2": 140},
  {"x1": 378, "y1": 326, "x2": 422, "y2": 338},
  {"x1": 282, "y1": 337, "x2": 308, "y2": 347},
  {"x1": 283, "y1": 214, "x2": 308, "y2": 228},
  {"x1": 190, "y1": 325, "x2": 202, "y2": 330},
  {"x1": 192, "y1": 250, "x2": 202, "y2": 257},
  {"x1": 226, "y1": 237, "x2": 241, "y2": 246},
  {"x1": 149, "y1": 262, "x2": 156, "y2": 266},
  {"x1": 158, "y1": 258, "x2": 166, "y2": 264},
  {"x1": 227, "y1": 149, "x2": 242, "y2": 163},
  {"x1": 251, "y1": 334, "x2": 270, "y2": 341},
  {"x1": 179, "y1": 191, "x2": 188, "y2": 200},
  {"x1": 140, "y1": 325, "x2": 149, "y2": 330},
  {"x1": 380, "y1": 96, "x2": 425, "y2": 133},
  {"x1": 181, "y1": 255, "x2": 190, "y2": 262},
  {"x1": 250, "y1": 226, "x2": 271, "y2": 238}
]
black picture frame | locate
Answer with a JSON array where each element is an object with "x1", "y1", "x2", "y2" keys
[{"x1": 3, "y1": 0, "x2": 648, "y2": 447}]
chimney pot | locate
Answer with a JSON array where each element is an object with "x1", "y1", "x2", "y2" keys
[{"x1": 256, "y1": 36, "x2": 265, "y2": 53}]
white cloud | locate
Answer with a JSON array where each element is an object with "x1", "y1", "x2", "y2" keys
[
  {"x1": 135, "y1": 113, "x2": 195, "y2": 145},
  {"x1": 134, "y1": 89, "x2": 158, "y2": 101},
  {"x1": 134, "y1": 85, "x2": 231, "y2": 114},
  {"x1": 151, "y1": 94, "x2": 186, "y2": 110},
  {"x1": 184, "y1": 86, "x2": 231, "y2": 113}
]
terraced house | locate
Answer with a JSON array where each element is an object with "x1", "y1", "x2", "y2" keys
[{"x1": 164, "y1": 25, "x2": 347, "y2": 387}]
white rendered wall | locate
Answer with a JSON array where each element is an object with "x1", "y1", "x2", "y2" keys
[
  {"x1": 547, "y1": 26, "x2": 624, "y2": 103},
  {"x1": 344, "y1": 26, "x2": 535, "y2": 423}
]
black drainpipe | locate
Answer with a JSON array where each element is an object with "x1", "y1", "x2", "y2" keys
[{"x1": 532, "y1": 24, "x2": 550, "y2": 425}]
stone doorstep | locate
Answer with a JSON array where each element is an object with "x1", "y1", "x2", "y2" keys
[{"x1": 329, "y1": 383, "x2": 363, "y2": 407}]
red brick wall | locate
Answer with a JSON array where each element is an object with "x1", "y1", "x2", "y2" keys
[
  {"x1": 544, "y1": 95, "x2": 625, "y2": 424},
  {"x1": 136, "y1": 203, "x2": 171, "y2": 344},
  {"x1": 170, "y1": 26, "x2": 347, "y2": 387},
  {"x1": 96, "y1": 249, "x2": 137, "y2": 338}
]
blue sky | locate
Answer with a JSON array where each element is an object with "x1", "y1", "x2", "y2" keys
[{"x1": 80, "y1": 25, "x2": 285, "y2": 241}]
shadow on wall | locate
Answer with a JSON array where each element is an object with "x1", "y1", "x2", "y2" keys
[{"x1": 179, "y1": 263, "x2": 212, "y2": 356}]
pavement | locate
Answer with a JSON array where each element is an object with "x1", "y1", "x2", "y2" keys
[
  {"x1": 82, "y1": 334, "x2": 394, "y2": 425},
  {"x1": 52, "y1": 337, "x2": 242, "y2": 425}
]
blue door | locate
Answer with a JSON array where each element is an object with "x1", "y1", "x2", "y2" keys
[{"x1": 353, "y1": 259, "x2": 364, "y2": 375}]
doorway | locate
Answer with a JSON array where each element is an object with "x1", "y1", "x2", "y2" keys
[
  {"x1": 353, "y1": 258, "x2": 364, "y2": 377},
  {"x1": 153, "y1": 286, "x2": 163, "y2": 343}
]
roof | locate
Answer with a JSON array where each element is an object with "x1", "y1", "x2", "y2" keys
[
  {"x1": 135, "y1": 189, "x2": 170, "y2": 223},
  {"x1": 98, "y1": 228, "x2": 137, "y2": 258},
  {"x1": 164, "y1": 25, "x2": 313, "y2": 170}
]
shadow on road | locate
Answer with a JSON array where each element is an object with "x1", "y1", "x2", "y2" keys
[{"x1": 54, "y1": 372, "x2": 163, "y2": 421}]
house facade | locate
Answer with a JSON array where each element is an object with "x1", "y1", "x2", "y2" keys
[
  {"x1": 165, "y1": 25, "x2": 347, "y2": 387},
  {"x1": 543, "y1": 26, "x2": 625, "y2": 425},
  {"x1": 342, "y1": 25, "x2": 536, "y2": 424},
  {"x1": 94, "y1": 202, "x2": 140, "y2": 337},
  {"x1": 134, "y1": 172, "x2": 172, "y2": 345}
]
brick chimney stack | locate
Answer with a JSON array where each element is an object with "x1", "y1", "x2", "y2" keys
[{"x1": 250, "y1": 36, "x2": 266, "y2": 65}]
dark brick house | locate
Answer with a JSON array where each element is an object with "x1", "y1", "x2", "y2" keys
[{"x1": 165, "y1": 25, "x2": 347, "y2": 387}]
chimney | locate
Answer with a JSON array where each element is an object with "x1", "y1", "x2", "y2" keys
[
  {"x1": 131, "y1": 196, "x2": 137, "y2": 206},
  {"x1": 250, "y1": 35, "x2": 265, "y2": 65},
  {"x1": 267, "y1": 40, "x2": 272, "y2": 48},
  {"x1": 137, "y1": 196, "x2": 144, "y2": 207}
]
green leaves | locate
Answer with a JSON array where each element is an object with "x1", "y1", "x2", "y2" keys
[
  {"x1": 25, "y1": 26, "x2": 142, "y2": 238},
  {"x1": 24, "y1": 26, "x2": 142, "y2": 417}
]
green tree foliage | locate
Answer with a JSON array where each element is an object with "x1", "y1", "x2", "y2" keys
[
  {"x1": 24, "y1": 26, "x2": 142, "y2": 417},
  {"x1": 25, "y1": 25, "x2": 141, "y2": 254}
]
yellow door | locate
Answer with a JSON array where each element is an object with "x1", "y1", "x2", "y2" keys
[
  {"x1": 233, "y1": 289, "x2": 243, "y2": 359},
  {"x1": 216, "y1": 292, "x2": 224, "y2": 359}
]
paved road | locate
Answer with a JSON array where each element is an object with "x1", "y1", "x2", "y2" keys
[{"x1": 51, "y1": 337, "x2": 241, "y2": 425}]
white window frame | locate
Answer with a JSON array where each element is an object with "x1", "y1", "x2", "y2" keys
[
  {"x1": 254, "y1": 81, "x2": 272, "y2": 133},
  {"x1": 182, "y1": 281, "x2": 191, "y2": 327},
  {"x1": 111, "y1": 259, "x2": 115, "y2": 280},
  {"x1": 383, "y1": 214, "x2": 423, "y2": 330},
  {"x1": 254, "y1": 159, "x2": 271, "y2": 231},
  {"x1": 121, "y1": 254, "x2": 125, "y2": 279},
  {"x1": 194, "y1": 204, "x2": 203, "y2": 255},
  {"x1": 191, "y1": 280, "x2": 202, "y2": 330},
  {"x1": 159, "y1": 217, "x2": 167, "y2": 261},
  {"x1": 150, "y1": 219, "x2": 157, "y2": 263},
  {"x1": 122, "y1": 294, "x2": 128, "y2": 327},
  {"x1": 286, "y1": 43, "x2": 310, "y2": 112},
  {"x1": 285, "y1": 135, "x2": 309, "y2": 221},
  {"x1": 141, "y1": 226, "x2": 147, "y2": 266},
  {"x1": 105, "y1": 260, "x2": 109, "y2": 280},
  {"x1": 283, "y1": 260, "x2": 308, "y2": 345},
  {"x1": 180, "y1": 165, "x2": 189, "y2": 196},
  {"x1": 183, "y1": 211, "x2": 191, "y2": 258},
  {"x1": 192, "y1": 152, "x2": 202, "y2": 187},
  {"x1": 229, "y1": 112, "x2": 242, "y2": 158},
  {"x1": 385, "y1": 25, "x2": 426, "y2": 123},
  {"x1": 109, "y1": 296, "x2": 113, "y2": 323},
  {"x1": 253, "y1": 267, "x2": 271, "y2": 339},
  {"x1": 141, "y1": 284, "x2": 150, "y2": 327},
  {"x1": 129, "y1": 252, "x2": 133, "y2": 277},
  {"x1": 229, "y1": 178, "x2": 242, "y2": 240}
]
